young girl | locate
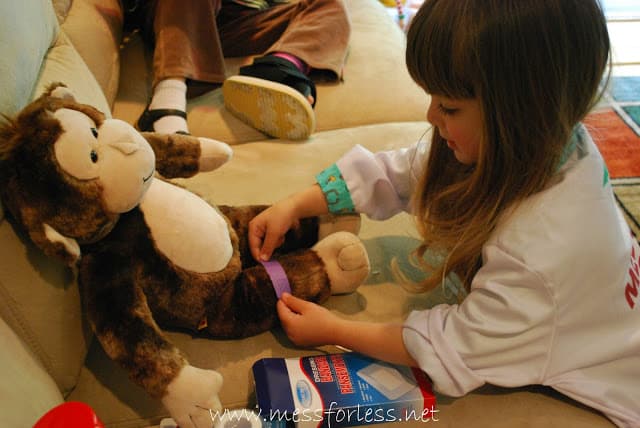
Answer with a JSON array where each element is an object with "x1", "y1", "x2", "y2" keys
[{"x1": 248, "y1": 0, "x2": 639, "y2": 425}]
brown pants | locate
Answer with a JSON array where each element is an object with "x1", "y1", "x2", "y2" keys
[{"x1": 128, "y1": 0, "x2": 351, "y2": 88}]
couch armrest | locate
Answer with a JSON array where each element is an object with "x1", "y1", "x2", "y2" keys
[{"x1": 0, "y1": 316, "x2": 64, "y2": 427}]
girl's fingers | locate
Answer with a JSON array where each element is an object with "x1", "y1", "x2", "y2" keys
[
  {"x1": 280, "y1": 292, "x2": 308, "y2": 314},
  {"x1": 276, "y1": 298, "x2": 292, "y2": 320},
  {"x1": 260, "y1": 230, "x2": 281, "y2": 261},
  {"x1": 248, "y1": 227, "x2": 264, "y2": 261}
]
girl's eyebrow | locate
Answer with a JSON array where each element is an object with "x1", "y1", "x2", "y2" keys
[
  {"x1": 433, "y1": 94, "x2": 460, "y2": 102},
  {"x1": 438, "y1": 98, "x2": 462, "y2": 107}
]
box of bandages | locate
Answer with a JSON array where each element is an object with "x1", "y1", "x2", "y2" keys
[{"x1": 252, "y1": 352, "x2": 437, "y2": 428}]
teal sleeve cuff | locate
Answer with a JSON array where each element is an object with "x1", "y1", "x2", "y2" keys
[{"x1": 316, "y1": 163, "x2": 356, "y2": 214}]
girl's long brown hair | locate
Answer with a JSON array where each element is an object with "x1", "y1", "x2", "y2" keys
[{"x1": 404, "y1": 0, "x2": 610, "y2": 295}]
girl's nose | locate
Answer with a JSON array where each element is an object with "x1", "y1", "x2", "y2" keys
[{"x1": 426, "y1": 100, "x2": 439, "y2": 127}]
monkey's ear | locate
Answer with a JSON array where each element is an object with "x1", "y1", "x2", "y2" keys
[
  {"x1": 47, "y1": 82, "x2": 76, "y2": 102},
  {"x1": 21, "y1": 210, "x2": 81, "y2": 266},
  {"x1": 42, "y1": 223, "x2": 81, "y2": 265}
]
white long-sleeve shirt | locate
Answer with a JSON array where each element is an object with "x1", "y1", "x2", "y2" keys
[{"x1": 319, "y1": 126, "x2": 640, "y2": 427}]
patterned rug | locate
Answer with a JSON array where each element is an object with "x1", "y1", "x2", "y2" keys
[{"x1": 584, "y1": 75, "x2": 640, "y2": 237}]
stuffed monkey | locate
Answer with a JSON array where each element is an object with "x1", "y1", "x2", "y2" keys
[{"x1": 0, "y1": 83, "x2": 369, "y2": 428}]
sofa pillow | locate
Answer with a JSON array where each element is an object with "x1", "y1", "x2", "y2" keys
[{"x1": 0, "y1": 0, "x2": 58, "y2": 117}]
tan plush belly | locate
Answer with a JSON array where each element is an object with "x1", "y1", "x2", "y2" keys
[{"x1": 139, "y1": 179, "x2": 233, "y2": 273}]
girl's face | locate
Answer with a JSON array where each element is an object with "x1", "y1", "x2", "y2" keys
[{"x1": 426, "y1": 95, "x2": 483, "y2": 164}]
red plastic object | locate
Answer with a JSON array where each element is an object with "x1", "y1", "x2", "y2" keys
[{"x1": 33, "y1": 402, "x2": 105, "y2": 428}]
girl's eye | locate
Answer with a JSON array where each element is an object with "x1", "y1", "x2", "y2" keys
[
  {"x1": 90, "y1": 149, "x2": 98, "y2": 163},
  {"x1": 91, "y1": 127, "x2": 98, "y2": 138},
  {"x1": 438, "y1": 104, "x2": 459, "y2": 116}
]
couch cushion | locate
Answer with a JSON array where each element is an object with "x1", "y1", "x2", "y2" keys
[
  {"x1": 0, "y1": 217, "x2": 93, "y2": 396},
  {"x1": 0, "y1": 0, "x2": 58, "y2": 117},
  {"x1": 0, "y1": 315, "x2": 64, "y2": 427},
  {"x1": 60, "y1": 0, "x2": 123, "y2": 108},
  {"x1": 69, "y1": 121, "x2": 611, "y2": 427},
  {"x1": 112, "y1": 0, "x2": 427, "y2": 144},
  {"x1": 34, "y1": 30, "x2": 112, "y2": 117}
]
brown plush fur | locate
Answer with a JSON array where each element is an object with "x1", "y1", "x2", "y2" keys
[
  {"x1": 0, "y1": 83, "x2": 335, "y2": 400},
  {"x1": 0, "y1": 87, "x2": 117, "y2": 264},
  {"x1": 142, "y1": 132, "x2": 203, "y2": 178}
]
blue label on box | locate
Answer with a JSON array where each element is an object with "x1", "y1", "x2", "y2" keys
[{"x1": 252, "y1": 353, "x2": 436, "y2": 428}]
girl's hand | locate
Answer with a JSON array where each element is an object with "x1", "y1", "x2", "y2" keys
[
  {"x1": 278, "y1": 294, "x2": 418, "y2": 368},
  {"x1": 277, "y1": 293, "x2": 340, "y2": 347},
  {"x1": 249, "y1": 199, "x2": 299, "y2": 261},
  {"x1": 249, "y1": 185, "x2": 330, "y2": 262}
]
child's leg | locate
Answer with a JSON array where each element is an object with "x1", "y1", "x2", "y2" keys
[
  {"x1": 218, "y1": 0, "x2": 350, "y2": 139},
  {"x1": 137, "y1": 0, "x2": 227, "y2": 134},
  {"x1": 151, "y1": 0, "x2": 227, "y2": 86},
  {"x1": 218, "y1": 0, "x2": 350, "y2": 79},
  {"x1": 140, "y1": 78, "x2": 190, "y2": 134}
]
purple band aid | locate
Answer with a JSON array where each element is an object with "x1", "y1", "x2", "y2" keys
[{"x1": 259, "y1": 259, "x2": 291, "y2": 299}]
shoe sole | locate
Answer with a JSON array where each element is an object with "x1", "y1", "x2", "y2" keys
[{"x1": 222, "y1": 76, "x2": 315, "y2": 140}]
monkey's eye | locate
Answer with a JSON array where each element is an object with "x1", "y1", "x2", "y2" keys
[
  {"x1": 91, "y1": 127, "x2": 98, "y2": 138},
  {"x1": 90, "y1": 149, "x2": 98, "y2": 163}
]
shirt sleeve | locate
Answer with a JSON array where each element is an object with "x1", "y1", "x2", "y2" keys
[
  {"x1": 402, "y1": 243, "x2": 555, "y2": 396},
  {"x1": 316, "y1": 141, "x2": 429, "y2": 220}
]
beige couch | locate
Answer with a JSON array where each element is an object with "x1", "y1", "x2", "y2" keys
[{"x1": 0, "y1": 0, "x2": 615, "y2": 427}]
